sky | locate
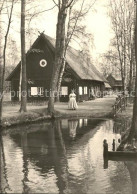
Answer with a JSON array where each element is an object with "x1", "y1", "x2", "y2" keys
[
  {"x1": 3, "y1": 0, "x2": 114, "y2": 63},
  {"x1": 86, "y1": 0, "x2": 113, "y2": 57}
]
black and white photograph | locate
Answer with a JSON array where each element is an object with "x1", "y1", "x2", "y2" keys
[{"x1": 0, "y1": 0, "x2": 137, "y2": 193}]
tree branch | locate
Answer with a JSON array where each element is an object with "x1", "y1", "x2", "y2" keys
[
  {"x1": 27, "y1": 5, "x2": 56, "y2": 30},
  {"x1": 0, "y1": 0, "x2": 5, "y2": 14}
]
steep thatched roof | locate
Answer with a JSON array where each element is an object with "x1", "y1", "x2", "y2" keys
[
  {"x1": 43, "y1": 34, "x2": 107, "y2": 82},
  {"x1": 6, "y1": 33, "x2": 107, "y2": 82}
]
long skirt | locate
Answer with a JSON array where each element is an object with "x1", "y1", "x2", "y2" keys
[{"x1": 68, "y1": 98, "x2": 78, "y2": 110}]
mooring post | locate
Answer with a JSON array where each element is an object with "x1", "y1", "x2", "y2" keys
[
  {"x1": 103, "y1": 139, "x2": 108, "y2": 157},
  {"x1": 103, "y1": 157, "x2": 108, "y2": 169},
  {"x1": 103, "y1": 139, "x2": 108, "y2": 169}
]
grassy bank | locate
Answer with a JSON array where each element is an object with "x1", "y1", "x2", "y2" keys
[
  {"x1": 2, "y1": 108, "x2": 51, "y2": 128},
  {"x1": 115, "y1": 103, "x2": 133, "y2": 121},
  {"x1": 1, "y1": 97, "x2": 116, "y2": 128}
]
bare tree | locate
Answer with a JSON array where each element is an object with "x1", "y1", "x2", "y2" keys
[
  {"x1": 19, "y1": 0, "x2": 27, "y2": 112},
  {"x1": 129, "y1": 0, "x2": 137, "y2": 140},
  {"x1": 99, "y1": 50, "x2": 121, "y2": 77},
  {"x1": 0, "y1": 0, "x2": 15, "y2": 125},
  {"x1": 56, "y1": 0, "x2": 95, "y2": 101},
  {"x1": 48, "y1": 0, "x2": 75, "y2": 115},
  {"x1": 108, "y1": 0, "x2": 135, "y2": 93},
  {"x1": 25, "y1": 1, "x2": 56, "y2": 47}
]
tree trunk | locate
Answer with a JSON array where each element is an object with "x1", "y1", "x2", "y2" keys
[
  {"x1": 129, "y1": 2, "x2": 137, "y2": 140},
  {"x1": 56, "y1": 0, "x2": 85, "y2": 102},
  {"x1": 20, "y1": 0, "x2": 27, "y2": 112},
  {"x1": 0, "y1": 28, "x2": 3, "y2": 126},
  {"x1": 56, "y1": 58, "x2": 66, "y2": 102},
  {"x1": 0, "y1": 0, "x2": 14, "y2": 125},
  {"x1": 48, "y1": 5, "x2": 67, "y2": 115},
  {"x1": 128, "y1": 59, "x2": 133, "y2": 95},
  {"x1": 120, "y1": 65, "x2": 125, "y2": 93},
  {"x1": 19, "y1": 65, "x2": 22, "y2": 101},
  {"x1": 0, "y1": 69, "x2": 3, "y2": 127}
]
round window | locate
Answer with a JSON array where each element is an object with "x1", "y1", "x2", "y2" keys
[{"x1": 40, "y1": 59, "x2": 47, "y2": 67}]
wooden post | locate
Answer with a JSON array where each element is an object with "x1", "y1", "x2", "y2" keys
[
  {"x1": 103, "y1": 139, "x2": 108, "y2": 158},
  {"x1": 126, "y1": 96, "x2": 128, "y2": 106},
  {"x1": 132, "y1": 138, "x2": 136, "y2": 147},
  {"x1": 112, "y1": 139, "x2": 115, "y2": 151},
  {"x1": 115, "y1": 104, "x2": 117, "y2": 116},
  {"x1": 123, "y1": 96, "x2": 125, "y2": 110},
  {"x1": 103, "y1": 157, "x2": 108, "y2": 169},
  {"x1": 120, "y1": 97, "x2": 122, "y2": 112},
  {"x1": 113, "y1": 104, "x2": 116, "y2": 117}
]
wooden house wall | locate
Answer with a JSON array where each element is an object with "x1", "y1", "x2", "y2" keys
[
  {"x1": 11, "y1": 80, "x2": 19, "y2": 101},
  {"x1": 76, "y1": 80, "x2": 104, "y2": 102},
  {"x1": 10, "y1": 37, "x2": 55, "y2": 101},
  {"x1": 107, "y1": 75, "x2": 116, "y2": 87},
  {"x1": 107, "y1": 75, "x2": 122, "y2": 91},
  {"x1": 113, "y1": 86, "x2": 122, "y2": 91},
  {"x1": 10, "y1": 78, "x2": 104, "y2": 102}
]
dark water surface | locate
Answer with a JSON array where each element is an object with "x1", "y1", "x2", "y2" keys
[{"x1": 0, "y1": 118, "x2": 136, "y2": 194}]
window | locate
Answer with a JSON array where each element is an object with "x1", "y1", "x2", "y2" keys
[
  {"x1": 31, "y1": 87, "x2": 44, "y2": 96},
  {"x1": 61, "y1": 86, "x2": 68, "y2": 95},
  {"x1": 79, "y1": 86, "x2": 83, "y2": 95},
  {"x1": 31, "y1": 87, "x2": 38, "y2": 95},
  {"x1": 38, "y1": 87, "x2": 44, "y2": 96},
  {"x1": 84, "y1": 86, "x2": 87, "y2": 94}
]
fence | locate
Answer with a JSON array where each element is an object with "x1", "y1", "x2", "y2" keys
[{"x1": 113, "y1": 95, "x2": 128, "y2": 117}]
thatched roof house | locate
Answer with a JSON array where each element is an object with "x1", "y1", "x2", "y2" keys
[{"x1": 7, "y1": 33, "x2": 107, "y2": 102}]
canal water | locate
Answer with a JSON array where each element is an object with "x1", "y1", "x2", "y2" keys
[{"x1": 0, "y1": 118, "x2": 136, "y2": 194}]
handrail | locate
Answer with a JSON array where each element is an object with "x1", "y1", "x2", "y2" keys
[{"x1": 113, "y1": 95, "x2": 127, "y2": 117}]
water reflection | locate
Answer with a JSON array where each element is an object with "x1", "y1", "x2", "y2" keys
[
  {"x1": 113, "y1": 119, "x2": 131, "y2": 135},
  {"x1": 68, "y1": 120, "x2": 78, "y2": 139},
  {"x1": 0, "y1": 119, "x2": 136, "y2": 193},
  {"x1": 0, "y1": 131, "x2": 11, "y2": 193},
  {"x1": 126, "y1": 161, "x2": 137, "y2": 194}
]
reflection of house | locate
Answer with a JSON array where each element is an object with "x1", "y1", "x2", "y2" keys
[
  {"x1": 60, "y1": 118, "x2": 104, "y2": 144},
  {"x1": 6, "y1": 33, "x2": 107, "y2": 102},
  {"x1": 107, "y1": 74, "x2": 122, "y2": 91}
]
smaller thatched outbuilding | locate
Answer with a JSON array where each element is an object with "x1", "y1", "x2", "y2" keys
[{"x1": 107, "y1": 74, "x2": 122, "y2": 91}]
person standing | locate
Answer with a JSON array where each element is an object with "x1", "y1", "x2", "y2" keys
[{"x1": 68, "y1": 90, "x2": 78, "y2": 110}]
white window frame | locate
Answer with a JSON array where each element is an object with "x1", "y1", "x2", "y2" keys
[
  {"x1": 79, "y1": 86, "x2": 83, "y2": 95},
  {"x1": 31, "y1": 87, "x2": 38, "y2": 96},
  {"x1": 37, "y1": 87, "x2": 44, "y2": 96},
  {"x1": 84, "y1": 86, "x2": 88, "y2": 94},
  {"x1": 61, "y1": 86, "x2": 68, "y2": 96},
  {"x1": 31, "y1": 87, "x2": 44, "y2": 96}
]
